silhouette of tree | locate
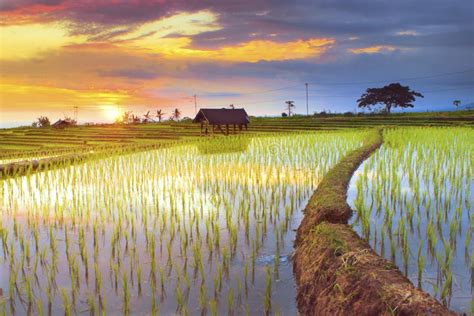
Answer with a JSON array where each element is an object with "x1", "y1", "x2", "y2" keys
[
  {"x1": 143, "y1": 111, "x2": 153, "y2": 123},
  {"x1": 116, "y1": 111, "x2": 133, "y2": 124},
  {"x1": 172, "y1": 108, "x2": 181, "y2": 121},
  {"x1": 33, "y1": 116, "x2": 51, "y2": 127},
  {"x1": 453, "y1": 100, "x2": 461, "y2": 108},
  {"x1": 131, "y1": 114, "x2": 141, "y2": 124},
  {"x1": 229, "y1": 104, "x2": 235, "y2": 109},
  {"x1": 357, "y1": 83, "x2": 423, "y2": 114},
  {"x1": 281, "y1": 112, "x2": 288, "y2": 117},
  {"x1": 156, "y1": 109, "x2": 165, "y2": 122},
  {"x1": 285, "y1": 100, "x2": 295, "y2": 116}
]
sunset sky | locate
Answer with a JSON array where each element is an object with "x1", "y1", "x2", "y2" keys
[{"x1": 0, "y1": 0, "x2": 473, "y2": 127}]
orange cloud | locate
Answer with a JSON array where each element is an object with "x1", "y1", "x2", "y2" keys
[
  {"x1": 190, "y1": 38, "x2": 335, "y2": 62},
  {"x1": 126, "y1": 37, "x2": 335, "y2": 62},
  {"x1": 0, "y1": 22, "x2": 86, "y2": 60},
  {"x1": 349, "y1": 45, "x2": 397, "y2": 54},
  {"x1": 0, "y1": 82, "x2": 131, "y2": 110}
]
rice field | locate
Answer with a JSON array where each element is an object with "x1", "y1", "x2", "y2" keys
[
  {"x1": 348, "y1": 127, "x2": 473, "y2": 314},
  {"x1": 0, "y1": 131, "x2": 366, "y2": 315}
]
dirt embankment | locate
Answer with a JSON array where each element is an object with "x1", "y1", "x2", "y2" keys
[{"x1": 293, "y1": 129, "x2": 455, "y2": 315}]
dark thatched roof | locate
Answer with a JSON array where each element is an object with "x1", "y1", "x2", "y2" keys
[
  {"x1": 193, "y1": 108, "x2": 250, "y2": 125},
  {"x1": 52, "y1": 119, "x2": 76, "y2": 128}
]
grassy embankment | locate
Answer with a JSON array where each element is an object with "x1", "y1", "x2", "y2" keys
[{"x1": 293, "y1": 128, "x2": 456, "y2": 315}]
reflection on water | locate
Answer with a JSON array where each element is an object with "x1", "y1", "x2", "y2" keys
[
  {"x1": 195, "y1": 136, "x2": 251, "y2": 155},
  {"x1": 348, "y1": 127, "x2": 473, "y2": 314},
  {"x1": 0, "y1": 132, "x2": 365, "y2": 315}
]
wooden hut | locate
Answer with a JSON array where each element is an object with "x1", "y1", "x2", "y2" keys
[
  {"x1": 193, "y1": 108, "x2": 250, "y2": 135},
  {"x1": 52, "y1": 119, "x2": 76, "y2": 129}
]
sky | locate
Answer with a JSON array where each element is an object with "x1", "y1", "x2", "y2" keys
[{"x1": 0, "y1": 0, "x2": 473, "y2": 127}]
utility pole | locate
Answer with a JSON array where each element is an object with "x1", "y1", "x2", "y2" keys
[
  {"x1": 193, "y1": 95, "x2": 197, "y2": 115},
  {"x1": 305, "y1": 83, "x2": 309, "y2": 115},
  {"x1": 73, "y1": 106, "x2": 78, "y2": 122}
]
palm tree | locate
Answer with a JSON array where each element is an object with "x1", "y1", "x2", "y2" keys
[
  {"x1": 285, "y1": 100, "x2": 295, "y2": 116},
  {"x1": 143, "y1": 111, "x2": 153, "y2": 123},
  {"x1": 119, "y1": 111, "x2": 133, "y2": 124},
  {"x1": 156, "y1": 109, "x2": 165, "y2": 122},
  {"x1": 131, "y1": 114, "x2": 141, "y2": 124},
  {"x1": 172, "y1": 108, "x2": 181, "y2": 121}
]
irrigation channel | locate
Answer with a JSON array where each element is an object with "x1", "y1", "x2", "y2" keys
[
  {"x1": 0, "y1": 131, "x2": 366, "y2": 315},
  {"x1": 348, "y1": 127, "x2": 473, "y2": 314}
]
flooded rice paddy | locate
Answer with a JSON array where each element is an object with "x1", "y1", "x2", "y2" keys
[
  {"x1": 348, "y1": 127, "x2": 473, "y2": 314},
  {"x1": 0, "y1": 131, "x2": 365, "y2": 315}
]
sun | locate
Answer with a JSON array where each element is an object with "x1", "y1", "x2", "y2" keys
[{"x1": 103, "y1": 106, "x2": 121, "y2": 121}]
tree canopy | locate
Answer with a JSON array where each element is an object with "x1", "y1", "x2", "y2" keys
[{"x1": 357, "y1": 83, "x2": 423, "y2": 114}]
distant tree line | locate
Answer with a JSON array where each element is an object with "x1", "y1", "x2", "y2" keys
[
  {"x1": 281, "y1": 82, "x2": 425, "y2": 117},
  {"x1": 115, "y1": 108, "x2": 184, "y2": 124}
]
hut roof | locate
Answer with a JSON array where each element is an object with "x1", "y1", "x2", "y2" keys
[
  {"x1": 193, "y1": 108, "x2": 250, "y2": 125},
  {"x1": 52, "y1": 119, "x2": 76, "y2": 128}
]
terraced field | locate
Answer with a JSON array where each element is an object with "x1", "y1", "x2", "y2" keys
[{"x1": 1, "y1": 111, "x2": 472, "y2": 162}]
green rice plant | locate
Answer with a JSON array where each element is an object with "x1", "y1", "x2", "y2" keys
[
  {"x1": 175, "y1": 285, "x2": 184, "y2": 311},
  {"x1": 61, "y1": 288, "x2": 71, "y2": 316},
  {"x1": 208, "y1": 299, "x2": 217, "y2": 316},
  {"x1": 350, "y1": 127, "x2": 473, "y2": 311},
  {"x1": 87, "y1": 292, "x2": 96, "y2": 315},
  {"x1": 227, "y1": 287, "x2": 234, "y2": 314},
  {"x1": 1, "y1": 130, "x2": 367, "y2": 314},
  {"x1": 264, "y1": 266, "x2": 272, "y2": 314},
  {"x1": 122, "y1": 271, "x2": 130, "y2": 315},
  {"x1": 417, "y1": 240, "x2": 425, "y2": 288}
]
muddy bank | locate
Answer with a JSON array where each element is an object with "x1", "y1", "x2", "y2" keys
[{"x1": 293, "y1": 129, "x2": 455, "y2": 315}]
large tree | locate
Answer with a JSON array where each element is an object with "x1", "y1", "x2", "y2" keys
[
  {"x1": 32, "y1": 116, "x2": 51, "y2": 128},
  {"x1": 357, "y1": 83, "x2": 423, "y2": 114}
]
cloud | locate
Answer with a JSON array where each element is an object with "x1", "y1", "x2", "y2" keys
[
  {"x1": 0, "y1": 0, "x2": 473, "y2": 124},
  {"x1": 133, "y1": 37, "x2": 335, "y2": 62},
  {"x1": 349, "y1": 45, "x2": 398, "y2": 55},
  {"x1": 0, "y1": 22, "x2": 85, "y2": 59},
  {"x1": 97, "y1": 68, "x2": 161, "y2": 80},
  {"x1": 396, "y1": 30, "x2": 420, "y2": 36},
  {"x1": 0, "y1": 82, "x2": 131, "y2": 110}
]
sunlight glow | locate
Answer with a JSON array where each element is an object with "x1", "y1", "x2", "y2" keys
[{"x1": 102, "y1": 106, "x2": 121, "y2": 121}]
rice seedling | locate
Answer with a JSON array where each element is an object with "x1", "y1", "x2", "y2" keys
[
  {"x1": 264, "y1": 266, "x2": 272, "y2": 314},
  {"x1": 349, "y1": 127, "x2": 473, "y2": 314},
  {"x1": 1, "y1": 131, "x2": 366, "y2": 314}
]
